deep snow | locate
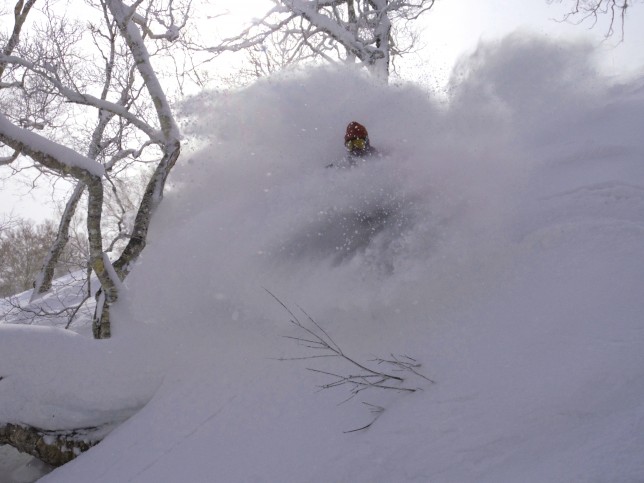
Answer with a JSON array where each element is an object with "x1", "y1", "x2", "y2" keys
[{"x1": 2, "y1": 33, "x2": 644, "y2": 482}]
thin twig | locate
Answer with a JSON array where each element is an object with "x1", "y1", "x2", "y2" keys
[
  {"x1": 269, "y1": 291, "x2": 434, "y2": 432},
  {"x1": 343, "y1": 403, "x2": 385, "y2": 433}
]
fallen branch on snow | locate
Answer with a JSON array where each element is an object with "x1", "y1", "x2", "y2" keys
[{"x1": 267, "y1": 290, "x2": 434, "y2": 432}]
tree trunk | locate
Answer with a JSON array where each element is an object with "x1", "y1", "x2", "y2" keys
[
  {"x1": 368, "y1": 0, "x2": 392, "y2": 82},
  {"x1": 32, "y1": 182, "x2": 85, "y2": 299},
  {"x1": 0, "y1": 423, "x2": 96, "y2": 467}
]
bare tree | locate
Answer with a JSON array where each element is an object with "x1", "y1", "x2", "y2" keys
[
  {"x1": 0, "y1": 0, "x2": 189, "y2": 462},
  {"x1": 0, "y1": 214, "x2": 18, "y2": 233},
  {"x1": 0, "y1": 0, "x2": 184, "y2": 338},
  {"x1": 548, "y1": 0, "x2": 638, "y2": 39},
  {"x1": 0, "y1": 219, "x2": 52, "y2": 297},
  {"x1": 200, "y1": 0, "x2": 436, "y2": 83},
  {"x1": 0, "y1": 218, "x2": 86, "y2": 298}
]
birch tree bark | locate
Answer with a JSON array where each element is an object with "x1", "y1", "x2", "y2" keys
[
  {"x1": 0, "y1": 0, "x2": 185, "y2": 338},
  {"x1": 0, "y1": 423, "x2": 95, "y2": 468}
]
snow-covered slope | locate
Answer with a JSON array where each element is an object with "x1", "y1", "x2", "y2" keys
[{"x1": 3, "y1": 33, "x2": 644, "y2": 482}]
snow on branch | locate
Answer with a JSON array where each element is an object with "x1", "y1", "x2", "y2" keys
[
  {"x1": 0, "y1": 148, "x2": 20, "y2": 166},
  {"x1": 287, "y1": 0, "x2": 383, "y2": 61},
  {"x1": 131, "y1": 0, "x2": 190, "y2": 43},
  {"x1": 0, "y1": 112, "x2": 105, "y2": 179},
  {"x1": 200, "y1": 0, "x2": 435, "y2": 82},
  {"x1": 1, "y1": 0, "x2": 185, "y2": 340},
  {"x1": 107, "y1": 0, "x2": 180, "y2": 144}
]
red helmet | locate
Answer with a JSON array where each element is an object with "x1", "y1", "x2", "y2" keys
[{"x1": 345, "y1": 121, "x2": 368, "y2": 143}]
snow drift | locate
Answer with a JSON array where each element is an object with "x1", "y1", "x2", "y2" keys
[{"x1": 2, "y1": 33, "x2": 644, "y2": 482}]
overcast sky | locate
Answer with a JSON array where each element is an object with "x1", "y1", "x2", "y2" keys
[
  {"x1": 419, "y1": 0, "x2": 644, "y2": 82},
  {"x1": 2, "y1": 0, "x2": 644, "y2": 223}
]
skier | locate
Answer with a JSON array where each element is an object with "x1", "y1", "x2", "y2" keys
[
  {"x1": 344, "y1": 121, "x2": 377, "y2": 159},
  {"x1": 327, "y1": 121, "x2": 378, "y2": 168}
]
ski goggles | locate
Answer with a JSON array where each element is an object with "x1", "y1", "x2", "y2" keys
[{"x1": 345, "y1": 138, "x2": 367, "y2": 150}]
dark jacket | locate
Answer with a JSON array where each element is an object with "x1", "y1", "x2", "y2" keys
[
  {"x1": 327, "y1": 141, "x2": 379, "y2": 169},
  {"x1": 346, "y1": 143, "x2": 378, "y2": 166}
]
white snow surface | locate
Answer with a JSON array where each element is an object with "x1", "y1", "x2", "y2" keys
[{"x1": 2, "y1": 34, "x2": 644, "y2": 482}]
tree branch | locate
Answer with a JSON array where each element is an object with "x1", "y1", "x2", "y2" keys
[
  {"x1": 269, "y1": 290, "x2": 433, "y2": 432},
  {"x1": 553, "y1": 0, "x2": 630, "y2": 39},
  {"x1": 0, "y1": 112, "x2": 105, "y2": 180},
  {"x1": 0, "y1": 148, "x2": 20, "y2": 166},
  {"x1": 0, "y1": 0, "x2": 37, "y2": 80},
  {"x1": 0, "y1": 54, "x2": 162, "y2": 142}
]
